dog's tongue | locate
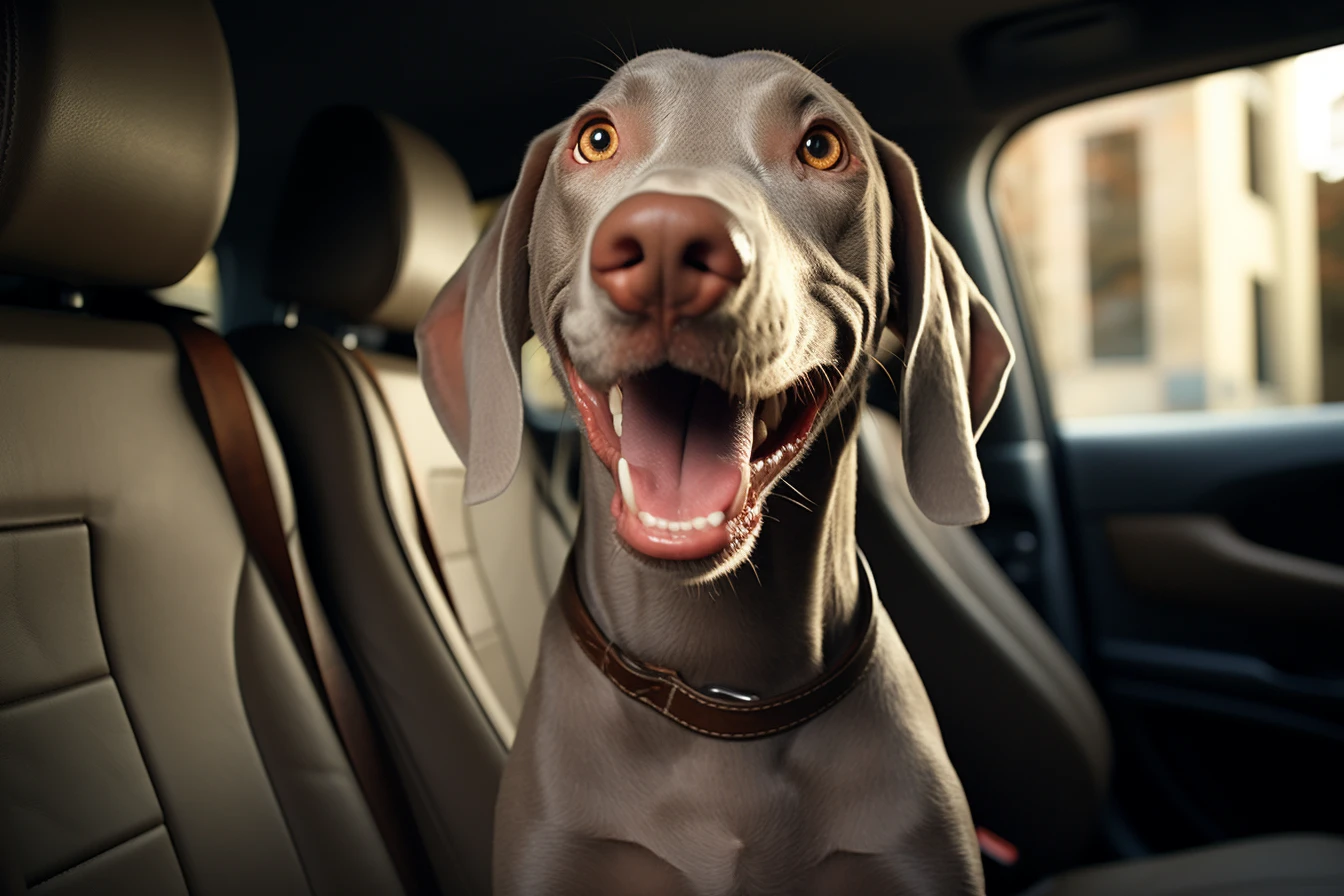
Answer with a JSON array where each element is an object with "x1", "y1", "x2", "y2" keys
[{"x1": 620, "y1": 367, "x2": 752, "y2": 521}]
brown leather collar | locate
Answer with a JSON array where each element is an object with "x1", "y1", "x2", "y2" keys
[{"x1": 559, "y1": 551, "x2": 880, "y2": 739}]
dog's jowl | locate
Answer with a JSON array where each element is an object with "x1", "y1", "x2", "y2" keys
[{"x1": 419, "y1": 49, "x2": 1013, "y2": 896}]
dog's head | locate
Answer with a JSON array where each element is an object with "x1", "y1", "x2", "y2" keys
[{"x1": 419, "y1": 50, "x2": 1013, "y2": 577}]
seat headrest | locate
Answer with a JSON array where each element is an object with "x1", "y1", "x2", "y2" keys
[
  {"x1": 266, "y1": 106, "x2": 477, "y2": 333},
  {"x1": 0, "y1": 0, "x2": 237, "y2": 288}
]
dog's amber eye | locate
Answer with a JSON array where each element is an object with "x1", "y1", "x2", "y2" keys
[
  {"x1": 575, "y1": 119, "x2": 619, "y2": 164},
  {"x1": 799, "y1": 127, "x2": 843, "y2": 170}
]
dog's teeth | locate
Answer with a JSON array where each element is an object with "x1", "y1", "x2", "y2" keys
[
  {"x1": 753, "y1": 418, "x2": 768, "y2": 450},
  {"x1": 633, "y1": 511, "x2": 724, "y2": 532},
  {"x1": 617, "y1": 457, "x2": 638, "y2": 514},
  {"x1": 609, "y1": 386, "x2": 624, "y2": 437},
  {"x1": 729, "y1": 465, "x2": 749, "y2": 518},
  {"x1": 761, "y1": 393, "x2": 784, "y2": 430}
]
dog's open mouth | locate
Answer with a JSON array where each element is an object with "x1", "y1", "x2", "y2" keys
[{"x1": 565, "y1": 361, "x2": 828, "y2": 562}]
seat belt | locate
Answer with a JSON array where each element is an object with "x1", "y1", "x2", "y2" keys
[
  {"x1": 164, "y1": 316, "x2": 432, "y2": 895},
  {"x1": 347, "y1": 347, "x2": 458, "y2": 623}
]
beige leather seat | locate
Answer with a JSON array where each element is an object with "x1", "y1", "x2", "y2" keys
[
  {"x1": 0, "y1": 2, "x2": 420, "y2": 892},
  {"x1": 856, "y1": 409, "x2": 1344, "y2": 894},
  {"x1": 236, "y1": 106, "x2": 569, "y2": 734},
  {"x1": 232, "y1": 106, "x2": 573, "y2": 889}
]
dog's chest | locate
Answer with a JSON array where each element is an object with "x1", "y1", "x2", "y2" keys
[{"x1": 574, "y1": 732, "x2": 891, "y2": 895}]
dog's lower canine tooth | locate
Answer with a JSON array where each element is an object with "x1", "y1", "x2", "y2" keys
[
  {"x1": 753, "y1": 418, "x2": 768, "y2": 450},
  {"x1": 729, "y1": 465, "x2": 749, "y2": 518},
  {"x1": 707, "y1": 511, "x2": 725, "y2": 527},
  {"x1": 618, "y1": 457, "x2": 638, "y2": 513},
  {"x1": 613, "y1": 412, "x2": 623, "y2": 438},
  {"x1": 638, "y1": 511, "x2": 655, "y2": 527},
  {"x1": 761, "y1": 393, "x2": 784, "y2": 430}
]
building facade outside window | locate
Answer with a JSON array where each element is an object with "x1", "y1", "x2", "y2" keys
[{"x1": 993, "y1": 45, "x2": 1344, "y2": 419}]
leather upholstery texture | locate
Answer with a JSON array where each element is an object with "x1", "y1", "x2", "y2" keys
[
  {"x1": 0, "y1": 308, "x2": 402, "y2": 895},
  {"x1": 231, "y1": 324, "x2": 519, "y2": 895},
  {"x1": 352, "y1": 348, "x2": 561, "y2": 720},
  {"x1": 257, "y1": 106, "x2": 565, "y2": 728},
  {"x1": 0, "y1": 0, "x2": 236, "y2": 287}
]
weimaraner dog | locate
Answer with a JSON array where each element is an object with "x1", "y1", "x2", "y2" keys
[{"x1": 418, "y1": 49, "x2": 1014, "y2": 895}]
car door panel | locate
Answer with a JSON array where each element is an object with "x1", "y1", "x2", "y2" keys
[{"x1": 1056, "y1": 406, "x2": 1344, "y2": 847}]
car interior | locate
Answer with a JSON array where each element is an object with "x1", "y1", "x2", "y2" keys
[{"x1": 2, "y1": 0, "x2": 1344, "y2": 894}]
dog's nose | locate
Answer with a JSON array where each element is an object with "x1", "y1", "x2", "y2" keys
[{"x1": 590, "y1": 193, "x2": 745, "y2": 325}]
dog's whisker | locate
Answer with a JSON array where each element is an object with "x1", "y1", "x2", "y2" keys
[
  {"x1": 780, "y1": 479, "x2": 817, "y2": 508},
  {"x1": 743, "y1": 555, "x2": 762, "y2": 587},
  {"x1": 601, "y1": 23, "x2": 631, "y2": 64},
  {"x1": 770, "y1": 492, "x2": 814, "y2": 514},
  {"x1": 861, "y1": 350, "x2": 899, "y2": 394},
  {"x1": 809, "y1": 48, "x2": 841, "y2": 76},
  {"x1": 557, "y1": 54, "x2": 620, "y2": 76},
  {"x1": 564, "y1": 74, "x2": 617, "y2": 85},
  {"x1": 589, "y1": 33, "x2": 627, "y2": 68}
]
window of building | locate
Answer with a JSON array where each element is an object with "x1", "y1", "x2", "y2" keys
[
  {"x1": 992, "y1": 43, "x2": 1344, "y2": 419},
  {"x1": 1248, "y1": 101, "x2": 1267, "y2": 198},
  {"x1": 1085, "y1": 130, "x2": 1146, "y2": 359},
  {"x1": 1253, "y1": 278, "x2": 1272, "y2": 385}
]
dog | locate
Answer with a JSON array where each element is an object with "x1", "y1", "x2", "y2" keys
[{"x1": 418, "y1": 49, "x2": 1014, "y2": 895}]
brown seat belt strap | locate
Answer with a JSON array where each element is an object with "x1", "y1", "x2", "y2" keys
[
  {"x1": 165, "y1": 317, "x2": 430, "y2": 895},
  {"x1": 348, "y1": 347, "x2": 458, "y2": 622}
]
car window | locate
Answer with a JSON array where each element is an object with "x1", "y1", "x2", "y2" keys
[{"x1": 991, "y1": 44, "x2": 1344, "y2": 419}]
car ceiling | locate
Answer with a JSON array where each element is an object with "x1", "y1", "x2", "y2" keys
[{"x1": 213, "y1": 0, "x2": 1344, "y2": 275}]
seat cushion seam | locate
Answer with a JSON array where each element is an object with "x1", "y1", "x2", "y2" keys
[
  {"x1": 25, "y1": 822, "x2": 166, "y2": 890},
  {"x1": 84, "y1": 520, "x2": 192, "y2": 892},
  {"x1": 0, "y1": 671, "x2": 110, "y2": 713}
]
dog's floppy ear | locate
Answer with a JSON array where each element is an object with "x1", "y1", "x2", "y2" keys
[
  {"x1": 416, "y1": 125, "x2": 563, "y2": 504},
  {"x1": 870, "y1": 132, "x2": 1014, "y2": 526}
]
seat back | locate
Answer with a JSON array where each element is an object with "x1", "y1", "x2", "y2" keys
[
  {"x1": 0, "y1": 3, "x2": 406, "y2": 892},
  {"x1": 234, "y1": 105, "x2": 570, "y2": 892},
  {"x1": 260, "y1": 106, "x2": 566, "y2": 724}
]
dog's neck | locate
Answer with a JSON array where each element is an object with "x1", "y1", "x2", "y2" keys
[{"x1": 572, "y1": 403, "x2": 864, "y2": 697}]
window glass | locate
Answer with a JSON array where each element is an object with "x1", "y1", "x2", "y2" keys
[{"x1": 991, "y1": 44, "x2": 1344, "y2": 419}]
